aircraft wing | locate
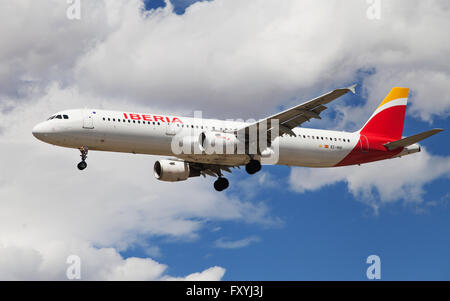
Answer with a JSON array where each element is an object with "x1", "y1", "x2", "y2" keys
[
  {"x1": 237, "y1": 84, "x2": 356, "y2": 141},
  {"x1": 384, "y1": 129, "x2": 444, "y2": 150}
]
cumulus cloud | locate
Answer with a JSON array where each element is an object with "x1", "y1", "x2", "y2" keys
[
  {"x1": 0, "y1": 85, "x2": 276, "y2": 280},
  {"x1": 0, "y1": 0, "x2": 112, "y2": 101},
  {"x1": 71, "y1": 0, "x2": 450, "y2": 121},
  {"x1": 1, "y1": 0, "x2": 449, "y2": 279},
  {"x1": 289, "y1": 148, "x2": 450, "y2": 212},
  {"x1": 2, "y1": 0, "x2": 449, "y2": 121},
  {"x1": 164, "y1": 266, "x2": 226, "y2": 281},
  {"x1": 0, "y1": 242, "x2": 225, "y2": 280}
]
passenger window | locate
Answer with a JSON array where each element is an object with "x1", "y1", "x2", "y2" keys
[
  {"x1": 108, "y1": 118, "x2": 111, "y2": 121},
  {"x1": 103, "y1": 118, "x2": 105, "y2": 121},
  {"x1": 128, "y1": 120, "x2": 131, "y2": 123},
  {"x1": 133, "y1": 120, "x2": 136, "y2": 123}
]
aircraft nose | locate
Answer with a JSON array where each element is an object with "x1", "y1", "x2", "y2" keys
[{"x1": 32, "y1": 122, "x2": 48, "y2": 140}]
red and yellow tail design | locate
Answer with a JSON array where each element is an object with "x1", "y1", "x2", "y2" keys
[{"x1": 359, "y1": 87, "x2": 409, "y2": 140}]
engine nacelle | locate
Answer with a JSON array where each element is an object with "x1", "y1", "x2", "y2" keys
[
  {"x1": 154, "y1": 159, "x2": 197, "y2": 182},
  {"x1": 200, "y1": 132, "x2": 238, "y2": 155}
]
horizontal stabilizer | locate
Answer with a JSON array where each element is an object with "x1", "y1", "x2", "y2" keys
[{"x1": 384, "y1": 129, "x2": 444, "y2": 150}]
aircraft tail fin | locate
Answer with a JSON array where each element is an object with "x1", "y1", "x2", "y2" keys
[{"x1": 359, "y1": 87, "x2": 409, "y2": 140}]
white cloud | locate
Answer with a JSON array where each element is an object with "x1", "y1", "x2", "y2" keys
[
  {"x1": 2, "y1": 0, "x2": 449, "y2": 121},
  {"x1": 214, "y1": 236, "x2": 260, "y2": 249},
  {"x1": 71, "y1": 0, "x2": 450, "y2": 121},
  {"x1": 0, "y1": 0, "x2": 112, "y2": 100},
  {"x1": 289, "y1": 148, "x2": 450, "y2": 212},
  {"x1": 0, "y1": 0, "x2": 449, "y2": 279},
  {"x1": 164, "y1": 266, "x2": 226, "y2": 281},
  {"x1": 0, "y1": 241, "x2": 225, "y2": 280}
]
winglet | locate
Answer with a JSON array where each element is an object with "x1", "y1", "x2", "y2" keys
[{"x1": 347, "y1": 84, "x2": 357, "y2": 94}]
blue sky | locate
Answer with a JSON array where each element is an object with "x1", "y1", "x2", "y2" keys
[{"x1": 119, "y1": 1, "x2": 450, "y2": 280}]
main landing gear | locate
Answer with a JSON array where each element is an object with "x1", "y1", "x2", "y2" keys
[
  {"x1": 214, "y1": 177, "x2": 229, "y2": 192},
  {"x1": 245, "y1": 159, "x2": 261, "y2": 175},
  {"x1": 77, "y1": 147, "x2": 88, "y2": 171},
  {"x1": 213, "y1": 159, "x2": 261, "y2": 192}
]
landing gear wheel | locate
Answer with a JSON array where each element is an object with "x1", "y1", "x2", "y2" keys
[
  {"x1": 214, "y1": 177, "x2": 229, "y2": 192},
  {"x1": 245, "y1": 159, "x2": 261, "y2": 175},
  {"x1": 77, "y1": 161, "x2": 87, "y2": 170},
  {"x1": 77, "y1": 147, "x2": 88, "y2": 171}
]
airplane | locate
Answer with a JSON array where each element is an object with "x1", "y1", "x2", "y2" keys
[{"x1": 32, "y1": 85, "x2": 443, "y2": 191}]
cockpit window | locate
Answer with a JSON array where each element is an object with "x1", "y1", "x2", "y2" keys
[{"x1": 47, "y1": 114, "x2": 68, "y2": 120}]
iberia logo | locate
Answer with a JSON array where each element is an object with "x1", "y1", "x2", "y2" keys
[{"x1": 123, "y1": 113, "x2": 183, "y2": 123}]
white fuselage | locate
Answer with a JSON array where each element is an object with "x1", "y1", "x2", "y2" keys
[{"x1": 32, "y1": 109, "x2": 360, "y2": 168}]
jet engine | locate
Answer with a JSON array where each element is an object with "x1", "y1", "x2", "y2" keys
[{"x1": 154, "y1": 159, "x2": 199, "y2": 182}]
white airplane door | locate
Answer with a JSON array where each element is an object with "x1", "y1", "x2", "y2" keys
[{"x1": 83, "y1": 109, "x2": 95, "y2": 129}]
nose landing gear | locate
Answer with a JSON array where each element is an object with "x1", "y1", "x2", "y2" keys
[{"x1": 77, "y1": 147, "x2": 88, "y2": 170}]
